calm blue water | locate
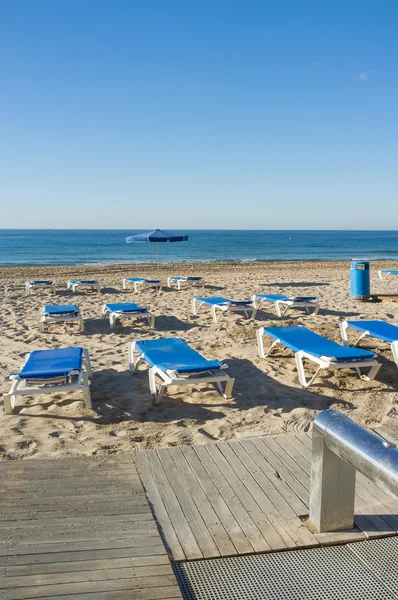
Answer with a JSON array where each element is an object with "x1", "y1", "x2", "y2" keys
[{"x1": 1, "y1": 230, "x2": 398, "y2": 266}]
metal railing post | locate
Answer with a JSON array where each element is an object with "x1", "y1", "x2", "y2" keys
[{"x1": 309, "y1": 409, "x2": 398, "y2": 533}]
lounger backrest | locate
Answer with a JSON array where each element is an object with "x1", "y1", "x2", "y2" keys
[
  {"x1": 347, "y1": 320, "x2": 398, "y2": 344},
  {"x1": 44, "y1": 305, "x2": 78, "y2": 314},
  {"x1": 135, "y1": 338, "x2": 223, "y2": 373},
  {"x1": 19, "y1": 347, "x2": 84, "y2": 379},
  {"x1": 264, "y1": 326, "x2": 374, "y2": 361},
  {"x1": 106, "y1": 303, "x2": 148, "y2": 313}
]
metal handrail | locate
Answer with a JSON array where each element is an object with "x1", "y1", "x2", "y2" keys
[{"x1": 309, "y1": 409, "x2": 398, "y2": 533}]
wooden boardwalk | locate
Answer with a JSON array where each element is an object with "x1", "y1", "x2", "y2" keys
[
  {"x1": 0, "y1": 455, "x2": 182, "y2": 600},
  {"x1": 136, "y1": 431, "x2": 398, "y2": 562}
]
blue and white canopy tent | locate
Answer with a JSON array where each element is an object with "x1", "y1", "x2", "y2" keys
[{"x1": 125, "y1": 229, "x2": 189, "y2": 270}]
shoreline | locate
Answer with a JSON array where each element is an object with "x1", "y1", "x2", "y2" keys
[{"x1": 0, "y1": 258, "x2": 395, "y2": 281}]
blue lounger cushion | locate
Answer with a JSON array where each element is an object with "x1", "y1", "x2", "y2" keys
[
  {"x1": 380, "y1": 270, "x2": 398, "y2": 275},
  {"x1": 170, "y1": 276, "x2": 202, "y2": 280},
  {"x1": 346, "y1": 320, "x2": 398, "y2": 344},
  {"x1": 125, "y1": 277, "x2": 160, "y2": 283},
  {"x1": 29, "y1": 280, "x2": 53, "y2": 285},
  {"x1": 135, "y1": 338, "x2": 223, "y2": 374},
  {"x1": 69, "y1": 280, "x2": 97, "y2": 284},
  {"x1": 196, "y1": 297, "x2": 252, "y2": 306},
  {"x1": 264, "y1": 326, "x2": 375, "y2": 361},
  {"x1": 18, "y1": 347, "x2": 83, "y2": 379},
  {"x1": 105, "y1": 303, "x2": 148, "y2": 313},
  {"x1": 255, "y1": 294, "x2": 316, "y2": 302},
  {"x1": 44, "y1": 305, "x2": 79, "y2": 315}
]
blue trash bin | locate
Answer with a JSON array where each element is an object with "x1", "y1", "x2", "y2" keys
[{"x1": 350, "y1": 260, "x2": 370, "y2": 301}]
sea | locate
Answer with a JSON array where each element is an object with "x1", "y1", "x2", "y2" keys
[{"x1": 1, "y1": 230, "x2": 398, "y2": 266}]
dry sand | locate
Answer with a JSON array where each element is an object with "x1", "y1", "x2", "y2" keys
[{"x1": 0, "y1": 260, "x2": 397, "y2": 460}]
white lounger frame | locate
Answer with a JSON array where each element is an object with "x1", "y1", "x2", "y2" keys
[
  {"x1": 251, "y1": 294, "x2": 320, "y2": 317},
  {"x1": 26, "y1": 282, "x2": 56, "y2": 295},
  {"x1": 40, "y1": 308, "x2": 84, "y2": 332},
  {"x1": 3, "y1": 348, "x2": 93, "y2": 415},
  {"x1": 101, "y1": 305, "x2": 155, "y2": 329},
  {"x1": 378, "y1": 270, "x2": 398, "y2": 280},
  {"x1": 256, "y1": 327, "x2": 381, "y2": 388},
  {"x1": 167, "y1": 277, "x2": 204, "y2": 291},
  {"x1": 192, "y1": 298, "x2": 257, "y2": 323},
  {"x1": 340, "y1": 320, "x2": 398, "y2": 369},
  {"x1": 67, "y1": 281, "x2": 100, "y2": 293},
  {"x1": 129, "y1": 341, "x2": 234, "y2": 404},
  {"x1": 122, "y1": 278, "x2": 162, "y2": 292}
]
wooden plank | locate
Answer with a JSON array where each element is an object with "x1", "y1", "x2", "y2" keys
[
  {"x1": 218, "y1": 441, "x2": 316, "y2": 549},
  {"x1": 181, "y1": 445, "x2": 254, "y2": 555},
  {"x1": 240, "y1": 439, "x2": 308, "y2": 516},
  {"x1": 0, "y1": 510, "x2": 153, "y2": 530},
  {"x1": 135, "y1": 452, "x2": 186, "y2": 562},
  {"x1": 214, "y1": 442, "x2": 296, "y2": 549},
  {"x1": 193, "y1": 444, "x2": 270, "y2": 553},
  {"x1": 0, "y1": 555, "x2": 171, "y2": 577},
  {"x1": 254, "y1": 438, "x2": 310, "y2": 503},
  {"x1": 1, "y1": 574, "x2": 179, "y2": 599},
  {"x1": 45, "y1": 589, "x2": 182, "y2": 600},
  {"x1": 1, "y1": 564, "x2": 174, "y2": 589},
  {"x1": 141, "y1": 450, "x2": 202, "y2": 560},
  {"x1": 156, "y1": 448, "x2": 219, "y2": 559},
  {"x1": 231, "y1": 441, "x2": 298, "y2": 519},
  {"x1": 2, "y1": 545, "x2": 168, "y2": 565},
  {"x1": 204, "y1": 443, "x2": 290, "y2": 551},
  {"x1": 166, "y1": 447, "x2": 234, "y2": 557}
]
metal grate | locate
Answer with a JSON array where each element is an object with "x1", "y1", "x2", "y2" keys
[
  {"x1": 349, "y1": 537, "x2": 398, "y2": 598},
  {"x1": 174, "y1": 544, "x2": 396, "y2": 600}
]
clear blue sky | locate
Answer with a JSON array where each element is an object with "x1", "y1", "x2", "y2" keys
[{"x1": 1, "y1": 1, "x2": 397, "y2": 229}]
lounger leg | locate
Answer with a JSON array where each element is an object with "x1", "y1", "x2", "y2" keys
[
  {"x1": 80, "y1": 318, "x2": 84, "y2": 332},
  {"x1": 134, "y1": 283, "x2": 138, "y2": 292},
  {"x1": 313, "y1": 304, "x2": 320, "y2": 316},
  {"x1": 356, "y1": 362, "x2": 382, "y2": 381},
  {"x1": 251, "y1": 308, "x2": 257, "y2": 320},
  {"x1": 275, "y1": 302, "x2": 282, "y2": 317},
  {"x1": 340, "y1": 321, "x2": 349, "y2": 346},
  {"x1": 81, "y1": 372, "x2": 92, "y2": 409},
  {"x1": 295, "y1": 352, "x2": 321, "y2": 387},
  {"x1": 256, "y1": 328, "x2": 265, "y2": 358},
  {"x1": 82, "y1": 348, "x2": 93, "y2": 378},
  {"x1": 123, "y1": 279, "x2": 127, "y2": 289},
  {"x1": 109, "y1": 314, "x2": 116, "y2": 329},
  {"x1": 211, "y1": 306, "x2": 218, "y2": 323},
  {"x1": 167, "y1": 278, "x2": 171, "y2": 287},
  {"x1": 192, "y1": 299, "x2": 198, "y2": 315},
  {"x1": 392, "y1": 342, "x2": 398, "y2": 369},
  {"x1": 3, "y1": 394, "x2": 15, "y2": 415},
  {"x1": 148, "y1": 367, "x2": 158, "y2": 398},
  {"x1": 222, "y1": 377, "x2": 234, "y2": 398},
  {"x1": 149, "y1": 314, "x2": 155, "y2": 328},
  {"x1": 378, "y1": 270, "x2": 383, "y2": 280}
]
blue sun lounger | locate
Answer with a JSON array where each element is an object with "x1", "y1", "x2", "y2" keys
[
  {"x1": 129, "y1": 337, "x2": 234, "y2": 403},
  {"x1": 340, "y1": 320, "x2": 398, "y2": 368},
  {"x1": 25, "y1": 280, "x2": 56, "y2": 295},
  {"x1": 40, "y1": 304, "x2": 83, "y2": 332},
  {"x1": 252, "y1": 294, "x2": 320, "y2": 317},
  {"x1": 67, "y1": 279, "x2": 100, "y2": 293},
  {"x1": 4, "y1": 347, "x2": 92, "y2": 414},
  {"x1": 167, "y1": 276, "x2": 204, "y2": 290},
  {"x1": 123, "y1": 277, "x2": 162, "y2": 292},
  {"x1": 378, "y1": 270, "x2": 398, "y2": 280},
  {"x1": 192, "y1": 296, "x2": 257, "y2": 322},
  {"x1": 257, "y1": 325, "x2": 380, "y2": 387},
  {"x1": 102, "y1": 303, "x2": 155, "y2": 329}
]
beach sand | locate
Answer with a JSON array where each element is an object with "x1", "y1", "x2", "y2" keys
[{"x1": 0, "y1": 260, "x2": 397, "y2": 460}]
